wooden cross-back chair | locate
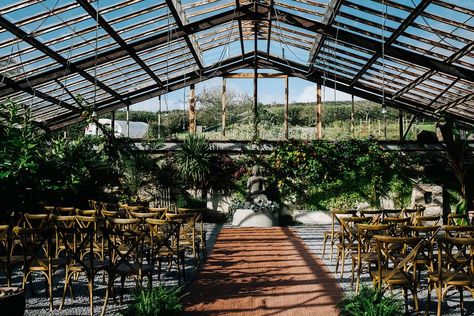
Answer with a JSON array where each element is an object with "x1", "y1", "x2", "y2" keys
[
  {"x1": 177, "y1": 208, "x2": 207, "y2": 259},
  {"x1": 101, "y1": 218, "x2": 153, "y2": 316},
  {"x1": 381, "y1": 209, "x2": 402, "y2": 221},
  {"x1": 351, "y1": 223, "x2": 391, "y2": 293},
  {"x1": 13, "y1": 226, "x2": 66, "y2": 312},
  {"x1": 322, "y1": 209, "x2": 357, "y2": 260},
  {"x1": 335, "y1": 216, "x2": 371, "y2": 279},
  {"x1": 372, "y1": 235, "x2": 423, "y2": 314},
  {"x1": 56, "y1": 207, "x2": 76, "y2": 216},
  {"x1": 146, "y1": 218, "x2": 186, "y2": 283},
  {"x1": 167, "y1": 212, "x2": 200, "y2": 266},
  {"x1": 427, "y1": 236, "x2": 474, "y2": 316},
  {"x1": 57, "y1": 217, "x2": 107, "y2": 316},
  {"x1": 0, "y1": 225, "x2": 23, "y2": 286},
  {"x1": 148, "y1": 207, "x2": 168, "y2": 220}
]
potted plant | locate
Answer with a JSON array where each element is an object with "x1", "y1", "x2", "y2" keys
[{"x1": 0, "y1": 287, "x2": 25, "y2": 316}]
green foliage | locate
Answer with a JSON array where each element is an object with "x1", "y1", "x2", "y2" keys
[
  {"x1": 174, "y1": 135, "x2": 213, "y2": 194},
  {"x1": 122, "y1": 286, "x2": 184, "y2": 316},
  {"x1": 262, "y1": 139, "x2": 413, "y2": 210},
  {"x1": 337, "y1": 286, "x2": 403, "y2": 316}
]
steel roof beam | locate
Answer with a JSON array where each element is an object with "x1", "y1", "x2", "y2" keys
[
  {"x1": 307, "y1": 0, "x2": 343, "y2": 71},
  {"x1": 46, "y1": 52, "x2": 255, "y2": 129},
  {"x1": 274, "y1": 6, "x2": 474, "y2": 82},
  {"x1": 0, "y1": 4, "x2": 257, "y2": 97},
  {"x1": 0, "y1": 15, "x2": 125, "y2": 104},
  {"x1": 76, "y1": 0, "x2": 164, "y2": 88},
  {"x1": 165, "y1": 0, "x2": 204, "y2": 70},
  {"x1": 349, "y1": 0, "x2": 432, "y2": 86}
]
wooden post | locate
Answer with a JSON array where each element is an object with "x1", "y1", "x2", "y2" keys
[
  {"x1": 158, "y1": 96, "x2": 161, "y2": 138},
  {"x1": 284, "y1": 76, "x2": 289, "y2": 140},
  {"x1": 252, "y1": 17, "x2": 258, "y2": 142},
  {"x1": 399, "y1": 110, "x2": 403, "y2": 140},
  {"x1": 222, "y1": 77, "x2": 227, "y2": 136},
  {"x1": 126, "y1": 105, "x2": 130, "y2": 138},
  {"x1": 351, "y1": 94, "x2": 355, "y2": 137},
  {"x1": 111, "y1": 110, "x2": 115, "y2": 136},
  {"x1": 316, "y1": 83, "x2": 322, "y2": 139},
  {"x1": 189, "y1": 84, "x2": 196, "y2": 135}
]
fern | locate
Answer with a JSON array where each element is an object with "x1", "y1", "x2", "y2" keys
[{"x1": 337, "y1": 286, "x2": 403, "y2": 316}]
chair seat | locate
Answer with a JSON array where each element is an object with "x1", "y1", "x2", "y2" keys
[
  {"x1": 351, "y1": 251, "x2": 378, "y2": 263},
  {"x1": 371, "y1": 269, "x2": 412, "y2": 285},
  {"x1": 428, "y1": 270, "x2": 473, "y2": 286},
  {"x1": 29, "y1": 257, "x2": 66, "y2": 271},
  {"x1": 0, "y1": 255, "x2": 24, "y2": 265},
  {"x1": 116, "y1": 263, "x2": 153, "y2": 275},
  {"x1": 69, "y1": 259, "x2": 108, "y2": 272}
]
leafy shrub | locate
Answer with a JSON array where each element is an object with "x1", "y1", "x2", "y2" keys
[
  {"x1": 337, "y1": 286, "x2": 403, "y2": 316},
  {"x1": 122, "y1": 286, "x2": 184, "y2": 316}
]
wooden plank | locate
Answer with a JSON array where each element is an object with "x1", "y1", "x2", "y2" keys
[
  {"x1": 189, "y1": 83, "x2": 196, "y2": 134},
  {"x1": 316, "y1": 83, "x2": 322, "y2": 139},
  {"x1": 284, "y1": 76, "x2": 289, "y2": 140},
  {"x1": 224, "y1": 73, "x2": 288, "y2": 78},
  {"x1": 222, "y1": 77, "x2": 227, "y2": 136}
]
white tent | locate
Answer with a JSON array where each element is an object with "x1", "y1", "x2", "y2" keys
[{"x1": 85, "y1": 119, "x2": 148, "y2": 139}]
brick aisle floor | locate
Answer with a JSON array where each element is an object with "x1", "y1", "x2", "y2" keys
[{"x1": 183, "y1": 227, "x2": 342, "y2": 316}]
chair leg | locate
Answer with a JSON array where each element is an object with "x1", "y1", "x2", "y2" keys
[
  {"x1": 88, "y1": 275, "x2": 94, "y2": 316},
  {"x1": 48, "y1": 271, "x2": 53, "y2": 312},
  {"x1": 460, "y1": 288, "x2": 464, "y2": 316},
  {"x1": 322, "y1": 234, "x2": 328, "y2": 258},
  {"x1": 426, "y1": 283, "x2": 431, "y2": 316},
  {"x1": 437, "y1": 284, "x2": 442, "y2": 316},
  {"x1": 340, "y1": 250, "x2": 346, "y2": 279},
  {"x1": 100, "y1": 278, "x2": 112, "y2": 316},
  {"x1": 120, "y1": 276, "x2": 126, "y2": 304},
  {"x1": 60, "y1": 271, "x2": 74, "y2": 310},
  {"x1": 335, "y1": 249, "x2": 341, "y2": 273}
]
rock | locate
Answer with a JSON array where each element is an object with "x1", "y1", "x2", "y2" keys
[
  {"x1": 411, "y1": 183, "x2": 443, "y2": 224},
  {"x1": 232, "y1": 209, "x2": 277, "y2": 227}
]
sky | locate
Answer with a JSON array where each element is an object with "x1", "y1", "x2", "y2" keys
[{"x1": 129, "y1": 76, "x2": 358, "y2": 112}]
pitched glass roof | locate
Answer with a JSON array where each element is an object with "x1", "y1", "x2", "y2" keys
[{"x1": 0, "y1": 0, "x2": 472, "y2": 130}]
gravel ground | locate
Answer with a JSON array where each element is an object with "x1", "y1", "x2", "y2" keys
[
  {"x1": 1, "y1": 223, "x2": 222, "y2": 316},
  {"x1": 294, "y1": 225, "x2": 474, "y2": 316}
]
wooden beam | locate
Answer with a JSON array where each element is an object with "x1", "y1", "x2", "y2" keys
[
  {"x1": 316, "y1": 83, "x2": 322, "y2": 139},
  {"x1": 253, "y1": 9, "x2": 259, "y2": 142},
  {"x1": 222, "y1": 77, "x2": 227, "y2": 136},
  {"x1": 351, "y1": 94, "x2": 355, "y2": 137},
  {"x1": 284, "y1": 76, "x2": 289, "y2": 140},
  {"x1": 189, "y1": 83, "x2": 196, "y2": 134},
  {"x1": 236, "y1": 0, "x2": 245, "y2": 59},
  {"x1": 224, "y1": 73, "x2": 288, "y2": 78},
  {"x1": 399, "y1": 110, "x2": 404, "y2": 140}
]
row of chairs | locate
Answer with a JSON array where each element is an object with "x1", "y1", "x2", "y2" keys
[
  {"x1": 322, "y1": 207, "x2": 474, "y2": 316},
  {"x1": 0, "y1": 204, "x2": 206, "y2": 316}
]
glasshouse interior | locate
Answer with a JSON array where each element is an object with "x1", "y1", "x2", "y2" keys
[{"x1": 0, "y1": 0, "x2": 473, "y2": 315}]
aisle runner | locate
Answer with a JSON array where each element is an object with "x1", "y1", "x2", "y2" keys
[{"x1": 184, "y1": 227, "x2": 342, "y2": 316}]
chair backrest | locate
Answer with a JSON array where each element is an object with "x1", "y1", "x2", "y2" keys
[
  {"x1": 23, "y1": 213, "x2": 49, "y2": 229},
  {"x1": 437, "y1": 236, "x2": 474, "y2": 279},
  {"x1": 13, "y1": 226, "x2": 52, "y2": 261},
  {"x1": 148, "y1": 207, "x2": 168, "y2": 220},
  {"x1": 356, "y1": 223, "x2": 391, "y2": 253},
  {"x1": 51, "y1": 215, "x2": 76, "y2": 228},
  {"x1": 43, "y1": 206, "x2": 56, "y2": 215},
  {"x1": 373, "y1": 235, "x2": 422, "y2": 287},
  {"x1": 382, "y1": 209, "x2": 402, "y2": 220},
  {"x1": 146, "y1": 218, "x2": 179, "y2": 256},
  {"x1": 414, "y1": 215, "x2": 441, "y2": 226},
  {"x1": 104, "y1": 218, "x2": 145, "y2": 271},
  {"x1": 76, "y1": 209, "x2": 97, "y2": 217},
  {"x1": 443, "y1": 225, "x2": 474, "y2": 238},
  {"x1": 358, "y1": 210, "x2": 383, "y2": 224},
  {"x1": 338, "y1": 217, "x2": 371, "y2": 246},
  {"x1": 56, "y1": 207, "x2": 75, "y2": 216}
]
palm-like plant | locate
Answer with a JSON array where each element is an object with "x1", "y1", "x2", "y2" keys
[{"x1": 175, "y1": 135, "x2": 213, "y2": 198}]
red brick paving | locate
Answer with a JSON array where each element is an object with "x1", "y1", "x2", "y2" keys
[{"x1": 183, "y1": 227, "x2": 342, "y2": 316}]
